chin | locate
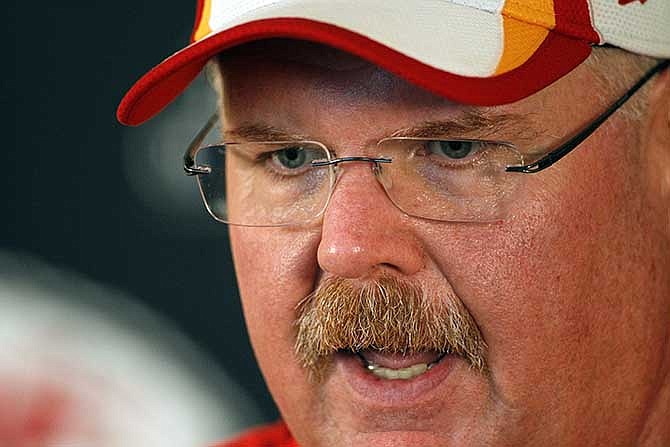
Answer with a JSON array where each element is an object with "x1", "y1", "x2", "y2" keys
[
  {"x1": 285, "y1": 351, "x2": 496, "y2": 447},
  {"x1": 336, "y1": 431, "x2": 453, "y2": 447}
]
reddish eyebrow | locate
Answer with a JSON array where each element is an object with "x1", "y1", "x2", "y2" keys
[
  {"x1": 390, "y1": 110, "x2": 539, "y2": 141},
  {"x1": 225, "y1": 124, "x2": 307, "y2": 142},
  {"x1": 226, "y1": 110, "x2": 540, "y2": 143}
]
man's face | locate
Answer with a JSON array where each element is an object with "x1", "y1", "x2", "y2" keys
[{"x1": 220, "y1": 44, "x2": 670, "y2": 446}]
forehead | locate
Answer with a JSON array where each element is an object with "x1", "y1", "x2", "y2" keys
[
  {"x1": 218, "y1": 39, "x2": 457, "y2": 107},
  {"x1": 221, "y1": 39, "x2": 373, "y2": 71},
  {"x1": 215, "y1": 39, "x2": 602, "y2": 148}
]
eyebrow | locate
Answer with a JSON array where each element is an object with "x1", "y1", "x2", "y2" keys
[
  {"x1": 225, "y1": 124, "x2": 308, "y2": 142},
  {"x1": 390, "y1": 110, "x2": 540, "y2": 141},
  {"x1": 226, "y1": 110, "x2": 541, "y2": 143}
]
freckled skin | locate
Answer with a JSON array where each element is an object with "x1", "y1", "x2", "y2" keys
[{"x1": 222, "y1": 45, "x2": 670, "y2": 447}]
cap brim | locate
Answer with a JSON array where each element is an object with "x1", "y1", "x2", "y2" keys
[{"x1": 118, "y1": 2, "x2": 591, "y2": 126}]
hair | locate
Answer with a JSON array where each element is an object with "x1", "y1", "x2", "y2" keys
[
  {"x1": 584, "y1": 46, "x2": 659, "y2": 120},
  {"x1": 205, "y1": 56, "x2": 225, "y2": 104}
]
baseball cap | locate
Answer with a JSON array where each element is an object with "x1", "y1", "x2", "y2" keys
[{"x1": 117, "y1": 0, "x2": 670, "y2": 126}]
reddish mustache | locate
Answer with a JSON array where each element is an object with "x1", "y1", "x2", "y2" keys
[{"x1": 294, "y1": 274, "x2": 488, "y2": 381}]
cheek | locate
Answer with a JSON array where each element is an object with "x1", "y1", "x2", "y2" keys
[
  {"x1": 229, "y1": 226, "x2": 321, "y2": 399},
  {"x1": 230, "y1": 226, "x2": 321, "y2": 334},
  {"x1": 423, "y1": 122, "x2": 661, "y2": 434}
]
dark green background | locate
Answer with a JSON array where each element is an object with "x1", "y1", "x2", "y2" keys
[{"x1": 4, "y1": 0, "x2": 278, "y2": 423}]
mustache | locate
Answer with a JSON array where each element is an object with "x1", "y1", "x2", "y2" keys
[{"x1": 294, "y1": 274, "x2": 488, "y2": 381}]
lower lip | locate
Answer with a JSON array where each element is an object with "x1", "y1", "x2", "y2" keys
[{"x1": 333, "y1": 351, "x2": 458, "y2": 406}]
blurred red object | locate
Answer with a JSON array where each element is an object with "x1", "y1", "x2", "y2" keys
[
  {"x1": 0, "y1": 252, "x2": 263, "y2": 447},
  {"x1": 0, "y1": 376, "x2": 89, "y2": 447}
]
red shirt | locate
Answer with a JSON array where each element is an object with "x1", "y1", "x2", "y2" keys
[{"x1": 213, "y1": 420, "x2": 299, "y2": 447}]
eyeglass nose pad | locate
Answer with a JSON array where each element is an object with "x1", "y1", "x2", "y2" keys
[{"x1": 373, "y1": 163, "x2": 392, "y2": 190}]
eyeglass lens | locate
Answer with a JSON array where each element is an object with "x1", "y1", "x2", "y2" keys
[{"x1": 194, "y1": 138, "x2": 526, "y2": 226}]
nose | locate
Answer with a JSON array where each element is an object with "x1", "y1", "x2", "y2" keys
[{"x1": 317, "y1": 161, "x2": 425, "y2": 279}]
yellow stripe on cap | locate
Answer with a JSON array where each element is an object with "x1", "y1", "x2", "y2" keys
[
  {"x1": 502, "y1": 0, "x2": 556, "y2": 29},
  {"x1": 495, "y1": 0, "x2": 555, "y2": 75},
  {"x1": 193, "y1": 0, "x2": 213, "y2": 42}
]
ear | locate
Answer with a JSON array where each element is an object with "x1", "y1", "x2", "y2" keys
[{"x1": 642, "y1": 66, "x2": 670, "y2": 237}]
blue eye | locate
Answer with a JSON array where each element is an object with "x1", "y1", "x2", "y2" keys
[
  {"x1": 266, "y1": 145, "x2": 330, "y2": 176},
  {"x1": 427, "y1": 140, "x2": 474, "y2": 160},
  {"x1": 272, "y1": 146, "x2": 308, "y2": 169}
]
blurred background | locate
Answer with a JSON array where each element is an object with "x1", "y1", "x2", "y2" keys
[{"x1": 4, "y1": 1, "x2": 277, "y2": 445}]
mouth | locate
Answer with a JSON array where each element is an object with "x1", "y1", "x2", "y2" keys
[
  {"x1": 331, "y1": 348, "x2": 459, "y2": 406},
  {"x1": 353, "y1": 350, "x2": 448, "y2": 380}
]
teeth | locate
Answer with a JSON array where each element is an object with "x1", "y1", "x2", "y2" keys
[
  {"x1": 366, "y1": 362, "x2": 429, "y2": 380},
  {"x1": 353, "y1": 352, "x2": 448, "y2": 381}
]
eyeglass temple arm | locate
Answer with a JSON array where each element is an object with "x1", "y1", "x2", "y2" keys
[
  {"x1": 506, "y1": 59, "x2": 670, "y2": 174},
  {"x1": 183, "y1": 111, "x2": 220, "y2": 176}
]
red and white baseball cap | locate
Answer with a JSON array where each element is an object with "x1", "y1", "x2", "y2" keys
[{"x1": 117, "y1": 0, "x2": 670, "y2": 126}]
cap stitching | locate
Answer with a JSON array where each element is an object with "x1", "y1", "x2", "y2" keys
[{"x1": 603, "y1": 33, "x2": 666, "y2": 44}]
